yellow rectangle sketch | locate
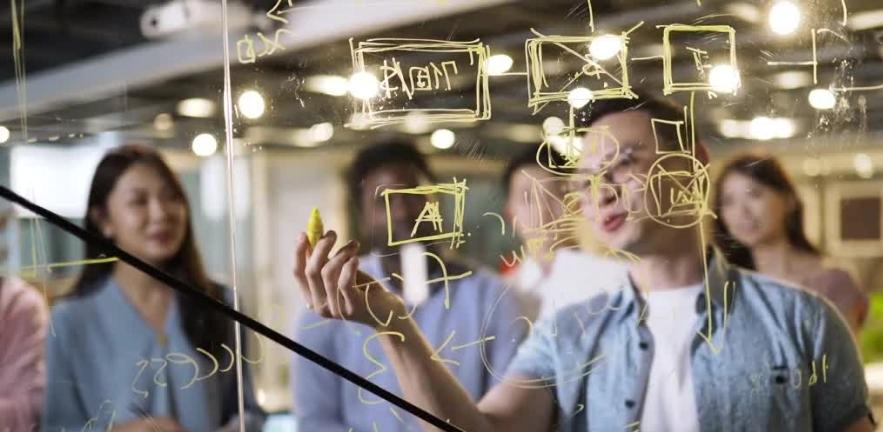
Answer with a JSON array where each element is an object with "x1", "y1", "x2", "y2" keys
[
  {"x1": 525, "y1": 31, "x2": 636, "y2": 113},
  {"x1": 382, "y1": 179, "x2": 468, "y2": 248},
  {"x1": 661, "y1": 24, "x2": 737, "y2": 95},
  {"x1": 651, "y1": 118, "x2": 687, "y2": 154},
  {"x1": 349, "y1": 38, "x2": 491, "y2": 129}
]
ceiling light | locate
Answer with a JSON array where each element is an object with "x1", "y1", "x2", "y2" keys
[
  {"x1": 237, "y1": 90, "x2": 266, "y2": 119},
  {"x1": 772, "y1": 70, "x2": 812, "y2": 90},
  {"x1": 542, "y1": 116, "x2": 565, "y2": 136},
  {"x1": 309, "y1": 122, "x2": 334, "y2": 143},
  {"x1": 769, "y1": 0, "x2": 801, "y2": 36},
  {"x1": 854, "y1": 153, "x2": 874, "y2": 179},
  {"x1": 808, "y1": 88, "x2": 836, "y2": 110},
  {"x1": 153, "y1": 113, "x2": 174, "y2": 131},
  {"x1": 749, "y1": 116, "x2": 775, "y2": 140},
  {"x1": 192, "y1": 133, "x2": 218, "y2": 157},
  {"x1": 177, "y1": 98, "x2": 216, "y2": 118},
  {"x1": 0, "y1": 126, "x2": 10, "y2": 144},
  {"x1": 772, "y1": 117, "x2": 796, "y2": 138},
  {"x1": 709, "y1": 64, "x2": 741, "y2": 94},
  {"x1": 431, "y1": 129, "x2": 456, "y2": 149},
  {"x1": 486, "y1": 54, "x2": 514, "y2": 76},
  {"x1": 403, "y1": 112, "x2": 431, "y2": 134},
  {"x1": 348, "y1": 71, "x2": 380, "y2": 100},
  {"x1": 589, "y1": 34, "x2": 623, "y2": 61},
  {"x1": 567, "y1": 87, "x2": 594, "y2": 109},
  {"x1": 304, "y1": 75, "x2": 349, "y2": 97},
  {"x1": 802, "y1": 158, "x2": 822, "y2": 177}
]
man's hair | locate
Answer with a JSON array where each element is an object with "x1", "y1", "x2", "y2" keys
[
  {"x1": 502, "y1": 144, "x2": 567, "y2": 197},
  {"x1": 576, "y1": 90, "x2": 687, "y2": 151},
  {"x1": 346, "y1": 139, "x2": 435, "y2": 211}
]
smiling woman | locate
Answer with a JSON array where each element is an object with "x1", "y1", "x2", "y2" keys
[
  {"x1": 41, "y1": 144, "x2": 265, "y2": 431},
  {"x1": 713, "y1": 151, "x2": 869, "y2": 334}
]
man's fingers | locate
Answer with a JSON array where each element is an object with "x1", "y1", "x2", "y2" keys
[
  {"x1": 338, "y1": 256, "x2": 360, "y2": 316},
  {"x1": 321, "y1": 240, "x2": 356, "y2": 317},
  {"x1": 305, "y1": 231, "x2": 337, "y2": 315},
  {"x1": 293, "y1": 233, "x2": 313, "y2": 310}
]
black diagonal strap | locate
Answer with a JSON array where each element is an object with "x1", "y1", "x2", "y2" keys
[{"x1": 0, "y1": 185, "x2": 462, "y2": 432}]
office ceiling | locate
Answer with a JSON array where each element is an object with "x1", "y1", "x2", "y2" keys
[{"x1": 0, "y1": 0, "x2": 882, "y2": 158}]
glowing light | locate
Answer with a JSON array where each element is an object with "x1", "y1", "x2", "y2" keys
[
  {"x1": 808, "y1": 88, "x2": 836, "y2": 110},
  {"x1": 309, "y1": 122, "x2": 334, "y2": 143},
  {"x1": 304, "y1": 75, "x2": 349, "y2": 96},
  {"x1": 177, "y1": 98, "x2": 216, "y2": 118},
  {"x1": 769, "y1": 0, "x2": 801, "y2": 36},
  {"x1": 0, "y1": 126, "x2": 11, "y2": 143},
  {"x1": 348, "y1": 72, "x2": 380, "y2": 100},
  {"x1": 802, "y1": 158, "x2": 822, "y2": 177},
  {"x1": 589, "y1": 34, "x2": 623, "y2": 60},
  {"x1": 749, "y1": 116, "x2": 776, "y2": 141},
  {"x1": 153, "y1": 113, "x2": 173, "y2": 131},
  {"x1": 237, "y1": 90, "x2": 266, "y2": 119},
  {"x1": 486, "y1": 54, "x2": 514, "y2": 76},
  {"x1": 192, "y1": 133, "x2": 218, "y2": 157},
  {"x1": 542, "y1": 116, "x2": 565, "y2": 136},
  {"x1": 709, "y1": 64, "x2": 741, "y2": 94},
  {"x1": 430, "y1": 129, "x2": 456, "y2": 149},
  {"x1": 567, "y1": 87, "x2": 594, "y2": 109},
  {"x1": 854, "y1": 153, "x2": 874, "y2": 179}
]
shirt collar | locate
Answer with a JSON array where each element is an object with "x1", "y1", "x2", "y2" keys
[{"x1": 616, "y1": 248, "x2": 738, "y2": 323}]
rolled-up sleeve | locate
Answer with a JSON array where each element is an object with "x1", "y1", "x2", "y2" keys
[{"x1": 504, "y1": 315, "x2": 557, "y2": 387}]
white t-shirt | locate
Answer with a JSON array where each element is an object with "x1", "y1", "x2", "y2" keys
[
  {"x1": 639, "y1": 284, "x2": 704, "y2": 432},
  {"x1": 512, "y1": 249, "x2": 628, "y2": 320}
]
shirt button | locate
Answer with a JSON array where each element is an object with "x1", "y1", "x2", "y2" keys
[
  {"x1": 639, "y1": 342, "x2": 649, "y2": 350},
  {"x1": 625, "y1": 400, "x2": 635, "y2": 408}
]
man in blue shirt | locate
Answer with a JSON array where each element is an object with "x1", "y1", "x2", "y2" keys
[
  {"x1": 293, "y1": 96, "x2": 873, "y2": 431},
  {"x1": 291, "y1": 140, "x2": 524, "y2": 431}
]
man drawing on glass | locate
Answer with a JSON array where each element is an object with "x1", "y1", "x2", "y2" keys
[
  {"x1": 291, "y1": 140, "x2": 523, "y2": 432},
  {"x1": 293, "y1": 95, "x2": 872, "y2": 431}
]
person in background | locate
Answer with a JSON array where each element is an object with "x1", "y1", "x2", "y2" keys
[
  {"x1": 292, "y1": 94, "x2": 873, "y2": 431},
  {"x1": 43, "y1": 144, "x2": 264, "y2": 432},
  {"x1": 0, "y1": 277, "x2": 47, "y2": 432},
  {"x1": 291, "y1": 140, "x2": 524, "y2": 432},
  {"x1": 714, "y1": 151, "x2": 868, "y2": 334},
  {"x1": 502, "y1": 144, "x2": 627, "y2": 320}
]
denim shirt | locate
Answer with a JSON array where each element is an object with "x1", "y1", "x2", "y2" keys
[{"x1": 506, "y1": 254, "x2": 869, "y2": 431}]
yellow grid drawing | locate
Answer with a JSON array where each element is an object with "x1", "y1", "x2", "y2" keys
[
  {"x1": 348, "y1": 38, "x2": 491, "y2": 129},
  {"x1": 525, "y1": 30, "x2": 637, "y2": 113}
]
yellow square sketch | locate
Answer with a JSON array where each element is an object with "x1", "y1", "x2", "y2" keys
[
  {"x1": 662, "y1": 24, "x2": 737, "y2": 95},
  {"x1": 349, "y1": 39, "x2": 491, "y2": 129},
  {"x1": 525, "y1": 33, "x2": 636, "y2": 113},
  {"x1": 539, "y1": 126, "x2": 620, "y2": 175},
  {"x1": 382, "y1": 179, "x2": 468, "y2": 248},
  {"x1": 651, "y1": 118, "x2": 687, "y2": 154}
]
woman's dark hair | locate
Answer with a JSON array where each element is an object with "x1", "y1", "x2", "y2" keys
[
  {"x1": 71, "y1": 144, "x2": 230, "y2": 355},
  {"x1": 712, "y1": 151, "x2": 820, "y2": 269}
]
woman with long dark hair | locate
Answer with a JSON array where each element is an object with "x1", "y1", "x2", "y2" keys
[
  {"x1": 42, "y1": 144, "x2": 263, "y2": 431},
  {"x1": 713, "y1": 151, "x2": 868, "y2": 333}
]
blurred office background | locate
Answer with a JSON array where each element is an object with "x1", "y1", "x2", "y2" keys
[{"x1": 3, "y1": 0, "x2": 883, "y2": 425}]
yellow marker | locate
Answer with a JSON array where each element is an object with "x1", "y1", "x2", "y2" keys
[{"x1": 307, "y1": 208, "x2": 324, "y2": 247}]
